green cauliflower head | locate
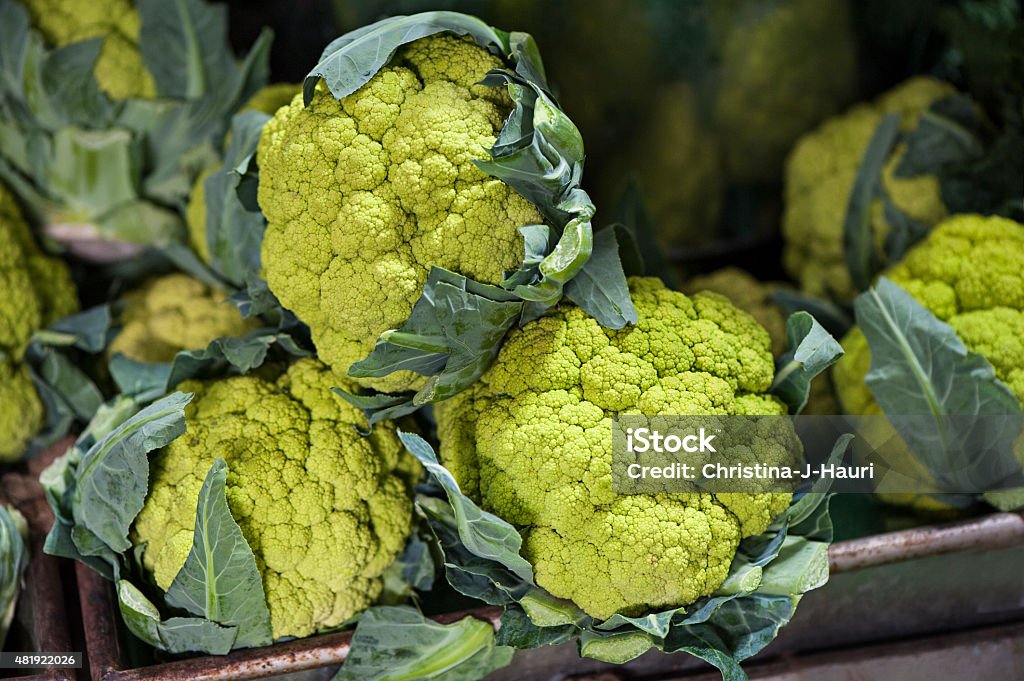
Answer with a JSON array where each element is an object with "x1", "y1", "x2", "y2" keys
[
  {"x1": 436, "y1": 277, "x2": 796, "y2": 620},
  {"x1": 835, "y1": 214, "x2": 1024, "y2": 412},
  {"x1": 782, "y1": 77, "x2": 956, "y2": 303},
  {"x1": 833, "y1": 215, "x2": 1024, "y2": 509},
  {"x1": 712, "y1": 0, "x2": 858, "y2": 183},
  {"x1": 133, "y1": 359, "x2": 417, "y2": 639},
  {"x1": 0, "y1": 184, "x2": 78, "y2": 461},
  {"x1": 21, "y1": 0, "x2": 155, "y2": 100},
  {"x1": 256, "y1": 35, "x2": 543, "y2": 392},
  {"x1": 108, "y1": 273, "x2": 260, "y2": 364}
]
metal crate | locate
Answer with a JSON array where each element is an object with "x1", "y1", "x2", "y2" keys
[
  {"x1": 74, "y1": 512, "x2": 1024, "y2": 680},
  {"x1": 1, "y1": 440, "x2": 82, "y2": 681}
]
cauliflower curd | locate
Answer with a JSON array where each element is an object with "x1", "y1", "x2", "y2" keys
[
  {"x1": 21, "y1": 0, "x2": 154, "y2": 99},
  {"x1": 109, "y1": 274, "x2": 259, "y2": 364},
  {"x1": 436, "y1": 277, "x2": 796, "y2": 619},
  {"x1": 256, "y1": 35, "x2": 543, "y2": 392},
  {"x1": 782, "y1": 77, "x2": 955, "y2": 302},
  {"x1": 0, "y1": 183, "x2": 77, "y2": 460},
  {"x1": 133, "y1": 359, "x2": 417, "y2": 639},
  {"x1": 835, "y1": 215, "x2": 1024, "y2": 414}
]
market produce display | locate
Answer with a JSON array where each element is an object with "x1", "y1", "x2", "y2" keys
[{"x1": 0, "y1": 1, "x2": 1021, "y2": 680}]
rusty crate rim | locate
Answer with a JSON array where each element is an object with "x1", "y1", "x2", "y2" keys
[{"x1": 77, "y1": 511, "x2": 1024, "y2": 681}]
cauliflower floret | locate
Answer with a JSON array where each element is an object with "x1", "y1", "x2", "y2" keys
[
  {"x1": 108, "y1": 274, "x2": 260, "y2": 364},
  {"x1": 436, "y1": 277, "x2": 797, "y2": 619},
  {"x1": 21, "y1": 0, "x2": 155, "y2": 99},
  {"x1": 256, "y1": 35, "x2": 543, "y2": 392},
  {"x1": 683, "y1": 268, "x2": 840, "y2": 415},
  {"x1": 0, "y1": 184, "x2": 77, "y2": 460},
  {"x1": 782, "y1": 77, "x2": 956, "y2": 302},
  {"x1": 133, "y1": 359, "x2": 417, "y2": 639}
]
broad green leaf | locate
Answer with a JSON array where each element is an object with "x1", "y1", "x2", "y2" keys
[
  {"x1": 563, "y1": 226, "x2": 638, "y2": 329},
  {"x1": 494, "y1": 607, "x2": 576, "y2": 649},
  {"x1": 579, "y1": 630, "x2": 653, "y2": 664},
  {"x1": 38, "y1": 39, "x2": 112, "y2": 129},
  {"x1": 203, "y1": 111, "x2": 270, "y2": 286},
  {"x1": 771, "y1": 312, "x2": 844, "y2": 414},
  {"x1": 109, "y1": 329, "x2": 308, "y2": 401},
  {"x1": 333, "y1": 606, "x2": 512, "y2": 681},
  {"x1": 165, "y1": 459, "x2": 272, "y2": 648},
  {"x1": 305, "y1": 12, "x2": 509, "y2": 103},
  {"x1": 36, "y1": 305, "x2": 113, "y2": 353},
  {"x1": 117, "y1": 580, "x2": 237, "y2": 654},
  {"x1": 400, "y1": 433, "x2": 534, "y2": 582},
  {"x1": 895, "y1": 95, "x2": 985, "y2": 177},
  {"x1": 855, "y1": 278, "x2": 1023, "y2": 492},
  {"x1": 0, "y1": 506, "x2": 28, "y2": 649},
  {"x1": 48, "y1": 126, "x2": 138, "y2": 216},
  {"x1": 843, "y1": 113, "x2": 900, "y2": 291},
  {"x1": 348, "y1": 269, "x2": 523, "y2": 421},
  {"x1": 71, "y1": 393, "x2": 192, "y2": 553},
  {"x1": 138, "y1": 0, "x2": 234, "y2": 100}
]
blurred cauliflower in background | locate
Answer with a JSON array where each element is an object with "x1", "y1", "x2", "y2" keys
[
  {"x1": 109, "y1": 273, "x2": 259, "y2": 364},
  {"x1": 0, "y1": 184, "x2": 77, "y2": 461},
  {"x1": 711, "y1": 0, "x2": 859, "y2": 183},
  {"x1": 782, "y1": 77, "x2": 956, "y2": 303},
  {"x1": 610, "y1": 83, "x2": 723, "y2": 249},
  {"x1": 20, "y1": 0, "x2": 155, "y2": 99}
]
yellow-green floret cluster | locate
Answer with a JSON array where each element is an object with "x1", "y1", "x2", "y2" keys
[
  {"x1": 782, "y1": 77, "x2": 955, "y2": 302},
  {"x1": 835, "y1": 214, "x2": 1024, "y2": 415},
  {"x1": 256, "y1": 35, "x2": 543, "y2": 392},
  {"x1": 108, "y1": 274, "x2": 260, "y2": 363},
  {"x1": 0, "y1": 184, "x2": 78, "y2": 460},
  {"x1": 21, "y1": 0, "x2": 155, "y2": 99},
  {"x1": 133, "y1": 359, "x2": 417, "y2": 639},
  {"x1": 436, "y1": 277, "x2": 797, "y2": 620}
]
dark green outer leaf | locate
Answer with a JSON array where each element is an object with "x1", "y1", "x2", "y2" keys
[
  {"x1": 563, "y1": 226, "x2": 638, "y2": 329},
  {"x1": 305, "y1": 12, "x2": 509, "y2": 104},
  {"x1": 204, "y1": 111, "x2": 270, "y2": 286},
  {"x1": 494, "y1": 607, "x2": 575, "y2": 649},
  {"x1": 71, "y1": 393, "x2": 192, "y2": 553},
  {"x1": 894, "y1": 95, "x2": 986, "y2": 178},
  {"x1": 333, "y1": 605, "x2": 512, "y2": 681},
  {"x1": 856, "y1": 278, "x2": 1023, "y2": 492},
  {"x1": 117, "y1": 580, "x2": 237, "y2": 654},
  {"x1": 771, "y1": 312, "x2": 844, "y2": 415},
  {"x1": 37, "y1": 39, "x2": 112, "y2": 129},
  {"x1": 165, "y1": 459, "x2": 272, "y2": 648},
  {"x1": 843, "y1": 114, "x2": 900, "y2": 292},
  {"x1": 138, "y1": 0, "x2": 234, "y2": 100},
  {"x1": 400, "y1": 433, "x2": 534, "y2": 582}
]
